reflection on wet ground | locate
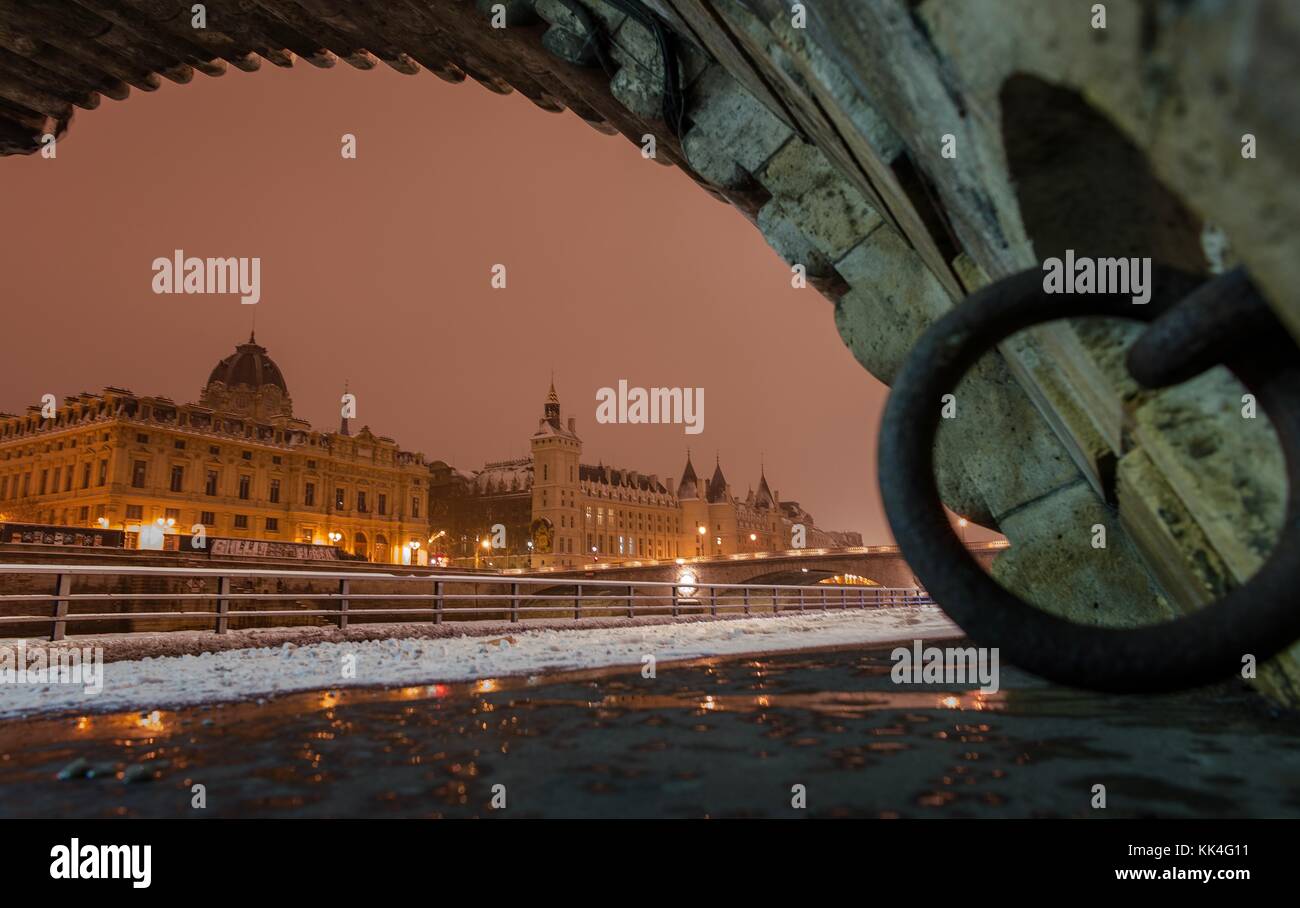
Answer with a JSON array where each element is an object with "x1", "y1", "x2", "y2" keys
[{"x1": 3, "y1": 642, "x2": 1300, "y2": 818}]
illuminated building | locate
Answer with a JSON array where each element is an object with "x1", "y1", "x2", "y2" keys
[
  {"x1": 429, "y1": 382, "x2": 861, "y2": 568},
  {"x1": 0, "y1": 334, "x2": 428, "y2": 562}
]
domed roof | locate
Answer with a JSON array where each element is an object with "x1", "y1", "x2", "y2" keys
[{"x1": 206, "y1": 333, "x2": 288, "y2": 395}]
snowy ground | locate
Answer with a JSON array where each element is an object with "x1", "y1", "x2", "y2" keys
[{"x1": 0, "y1": 606, "x2": 960, "y2": 720}]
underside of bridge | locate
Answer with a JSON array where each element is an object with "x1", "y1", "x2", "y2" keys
[{"x1": 2, "y1": 1, "x2": 1295, "y2": 701}]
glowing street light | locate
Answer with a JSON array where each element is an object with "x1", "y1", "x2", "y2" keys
[{"x1": 677, "y1": 569, "x2": 698, "y2": 599}]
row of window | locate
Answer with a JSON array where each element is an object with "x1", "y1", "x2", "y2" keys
[
  {"x1": 115, "y1": 503, "x2": 273, "y2": 532},
  {"x1": 6, "y1": 460, "x2": 425, "y2": 524},
  {"x1": 126, "y1": 462, "x2": 422, "y2": 517},
  {"x1": 585, "y1": 534, "x2": 678, "y2": 558},
  {"x1": 0, "y1": 460, "x2": 110, "y2": 499},
  {"x1": 584, "y1": 504, "x2": 680, "y2": 532}
]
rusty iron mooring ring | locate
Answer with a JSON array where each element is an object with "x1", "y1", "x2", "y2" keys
[{"x1": 879, "y1": 266, "x2": 1300, "y2": 693}]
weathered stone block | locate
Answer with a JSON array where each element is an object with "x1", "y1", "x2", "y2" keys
[
  {"x1": 756, "y1": 197, "x2": 834, "y2": 279},
  {"x1": 760, "y1": 138, "x2": 837, "y2": 199},
  {"x1": 682, "y1": 66, "x2": 793, "y2": 185},
  {"x1": 759, "y1": 138, "x2": 883, "y2": 261},
  {"x1": 541, "y1": 26, "x2": 597, "y2": 66},
  {"x1": 611, "y1": 66, "x2": 664, "y2": 120},
  {"x1": 1134, "y1": 369, "x2": 1285, "y2": 574},
  {"x1": 991, "y1": 480, "x2": 1174, "y2": 627}
]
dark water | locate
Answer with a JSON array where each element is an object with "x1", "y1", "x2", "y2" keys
[{"x1": 3, "y1": 643, "x2": 1300, "y2": 818}]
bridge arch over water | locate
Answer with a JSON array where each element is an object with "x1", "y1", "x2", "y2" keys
[{"x1": 519, "y1": 544, "x2": 1004, "y2": 599}]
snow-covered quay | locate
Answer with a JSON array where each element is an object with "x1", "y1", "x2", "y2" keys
[{"x1": 0, "y1": 606, "x2": 959, "y2": 720}]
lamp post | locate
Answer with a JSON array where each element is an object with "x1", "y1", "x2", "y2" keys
[
  {"x1": 426, "y1": 530, "x2": 446, "y2": 566},
  {"x1": 957, "y1": 517, "x2": 969, "y2": 544}
]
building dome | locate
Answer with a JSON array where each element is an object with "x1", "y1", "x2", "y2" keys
[
  {"x1": 206, "y1": 333, "x2": 288, "y2": 395},
  {"x1": 199, "y1": 333, "x2": 293, "y2": 419}
]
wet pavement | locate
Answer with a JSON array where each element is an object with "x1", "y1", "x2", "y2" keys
[{"x1": 2, "y1": 642, "x2": 1299, "y2": 818}]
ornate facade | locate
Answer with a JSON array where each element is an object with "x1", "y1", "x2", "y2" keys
[
  {"x1": 0, "y1": 335, "x2": 429, "y2": 563},
  {"x1": 430, "y1": 383, "x2": 862, "y2": 569},
  {"x1": 2, "y1": 357, "x2": 860, "y2": 568}
]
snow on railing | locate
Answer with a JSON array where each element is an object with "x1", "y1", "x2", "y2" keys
[{"x1": 0, "y1": 563, "x2": 932, "y2": 641}]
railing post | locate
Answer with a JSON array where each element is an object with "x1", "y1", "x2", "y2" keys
[
  {"x1": 822, "y1": 587, "x2": 828, "y2": 611},
  {"x1": 841, "y1": 588, "x2": 847, "y2": 610},
  {"x1": 433, "y1": 580, "x2": 444, "y2": 624},
  {"x1": 575, "y1": 583, "x2": 583, "y2": 621},
  {"x1": 626, "y1": 585, "x2": 634, "y2": 619},
  {"x1": 772, "y1": 585, "x2": 779, "y2": 615},
  {"x1": 510, "y1": 582, "x2": 520, "y2": 623},
  {"x1": 710, "y1": 585, "x2": 718, "y2": 617},
  {"x1": 671, "y1": 584, "x2": 679, "y2": 618},
  {"x1": 798, "y1": 586, "x2": 805, "y2": 613},
  {"x1": 338, "y1": 578, "x2": 350, "y2": 630},
  {"x1": 51, "y1": 573, "x2": 70, "y2": 642},
  {"x1": 215, "y1": 575, "x2": 231, "y2": 635},
  {"x1": 743, "y1": 587, "x2": 750, "y2": 615}
]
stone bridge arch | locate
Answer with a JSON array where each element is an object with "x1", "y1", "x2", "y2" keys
[{"x1": 2, "y1": 1, "x2": 1296, "y2": 698}]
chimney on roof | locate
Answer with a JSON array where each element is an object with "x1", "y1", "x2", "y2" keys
[
  {"x1": 567, "y1": 416, "x2": 576, "y2": 433},
  {"x1": 666, "y1": 477, "x2": 676, "y2": 496}
]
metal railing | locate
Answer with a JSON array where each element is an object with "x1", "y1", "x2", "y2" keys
[{"x1": 0, "y1": 563, "x2": 933, "y2": 640}]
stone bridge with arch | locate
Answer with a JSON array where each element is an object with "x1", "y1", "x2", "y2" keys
[
  {"x1": 524, "y1": 542, "x2": 1004, "y2": 595},
  {"x1": 1, "y1": 1, "x2": 1294, "y2": 698}
]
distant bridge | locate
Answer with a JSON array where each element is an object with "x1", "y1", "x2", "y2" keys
[{"x1": 518, "y1": 543, "x2": 1006, "y2": 592}]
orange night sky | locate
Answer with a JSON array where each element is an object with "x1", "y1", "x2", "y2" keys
[{"x1": 0, "y1": 62, "x2": 955, "y2": 543}]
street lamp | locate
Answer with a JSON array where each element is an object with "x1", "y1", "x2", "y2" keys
[
  {"x1": 957, "y1": 517, "x2": 969, "y2": 544},
  {"x1": 677, "y1": 569, "x2": 698, "y2": 599}
]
